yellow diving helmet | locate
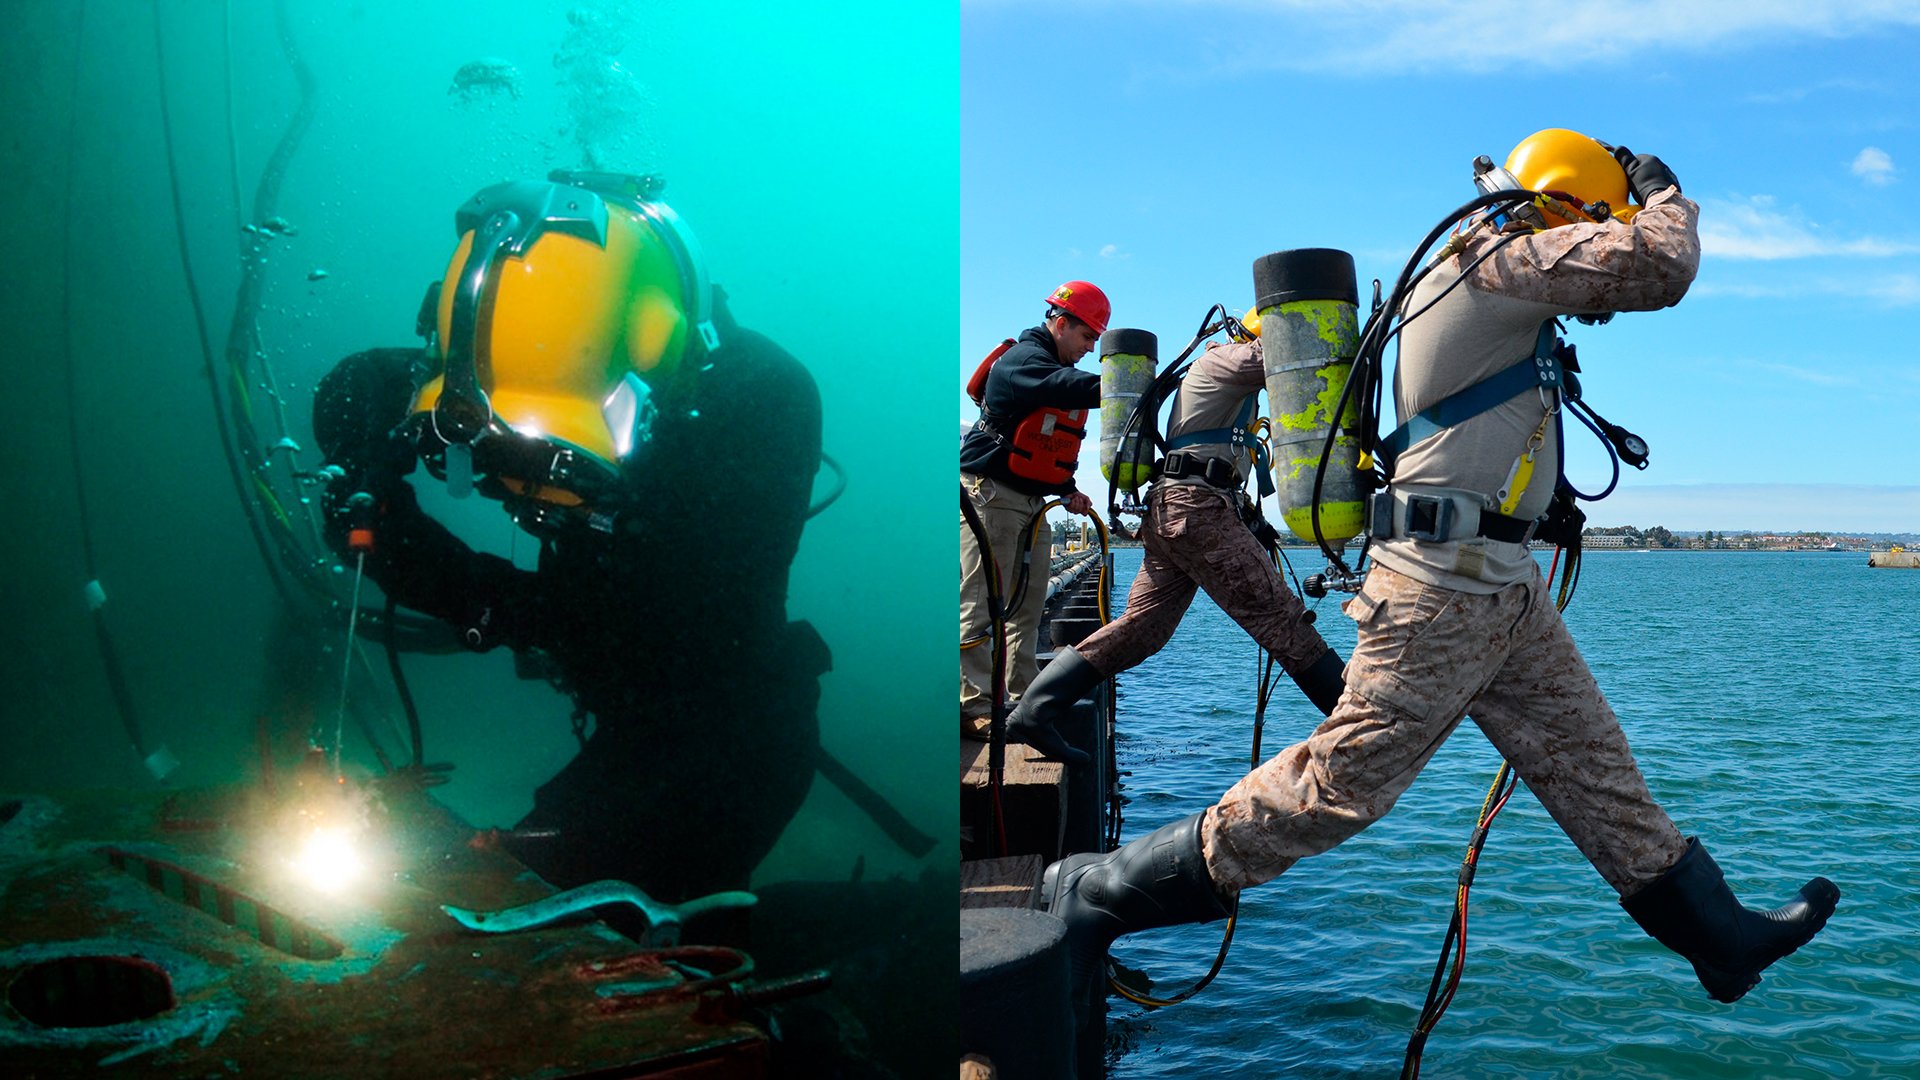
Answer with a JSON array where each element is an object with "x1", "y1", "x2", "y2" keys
[
  {"x1": 1232, "y1": 305, "x2": 1262, "y2": 342},
  {"x1": 409, "y1": 171, "x2": 718, "y2": 517},
  {"x1": 1473, "y1": 128, "x2": 1634, "y2": 229}
]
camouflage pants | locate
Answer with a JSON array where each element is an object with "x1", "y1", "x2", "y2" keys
[
  {"x1": 1076, "y1": 483, "x2": 1329, "y2": 678},
  {"x1": 1202, "y1": 563, "x2": 1687, "y2": 896},
  {"x1": 960, "y1": 473, "x2": 1049, "y2": 717}
]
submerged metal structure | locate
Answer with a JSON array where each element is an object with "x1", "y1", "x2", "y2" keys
[{"x1": 0, "y1": 788, "x2": 773, "y2": 1077}]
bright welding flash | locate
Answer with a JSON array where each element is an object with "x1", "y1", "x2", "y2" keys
[{"x1": 292, "y1": 825, "x2": 366, "y2": 895}]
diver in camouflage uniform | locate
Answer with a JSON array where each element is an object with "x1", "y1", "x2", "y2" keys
[
  {"x1": 1006, "y1": 334, "x2": 1346, "y2": 767},
  {"x1": 1042, "y1": 131, "x2": 1839, "y2": 1021}
]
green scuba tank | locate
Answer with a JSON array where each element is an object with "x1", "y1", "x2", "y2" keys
[
  {"x1": 1098, "y1": 328, "x2": 1160, "y2": 494},
  {"x1": 1252, "y1": 249, "x2": 1366, "y2": 544}
]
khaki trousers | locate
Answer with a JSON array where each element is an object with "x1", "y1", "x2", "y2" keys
[
  {"x1": 960, "y1": 473, "x2": 1049, "y2": 717},
  {"x1": 1203, "y1": 564, "x2": 1687, "y2": 896}
]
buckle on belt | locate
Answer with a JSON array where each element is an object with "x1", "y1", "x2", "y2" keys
[
  {"x1": 1163, "y1": 452, "x2": 1236, "y2": 489},
  {"x1": 1403, "y1": 493, "x2": 1456, "y2": 542},
  {"x1": 1370, "y1": 490, "x2": 1458, "y2": 542},
  {"x1": 1369, "y1": 487, "x2": 1538, "y2": 545}
]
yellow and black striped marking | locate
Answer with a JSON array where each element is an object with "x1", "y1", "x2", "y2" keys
[{"x1": 99, "y1": 847, "x2": 343, "y2": 961}]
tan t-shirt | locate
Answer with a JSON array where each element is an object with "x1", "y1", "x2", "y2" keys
[
  {"x1": 1161, "y1": 339, "x2": 1266, "y2": 496},
  {"x1": 1370, "y1": 187, "x2": 1701, "y2": 593}
]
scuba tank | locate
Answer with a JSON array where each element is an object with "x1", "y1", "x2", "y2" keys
[
  {"x1": 1252, "y1": 249, "x2": 1366, "y2": 545},
  {"x1": 1098, "y1": 329, "x2": 1159, "y2": 494}
]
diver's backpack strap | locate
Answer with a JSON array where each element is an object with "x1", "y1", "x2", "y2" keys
[
  {"x1": 1164, "y1": 396, "x2": 1275, "y2": 497},
  {"x1": 1379, "y1": 321, "x2": 1564, "y2": 467}
]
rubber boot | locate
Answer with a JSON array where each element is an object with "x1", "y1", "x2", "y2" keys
[
  {"x1": 1621, "y1": 837, "x2": 1839, "y2": 1003},
  {"x1": 1293, "y1": 647, "x2": 1346, "y2": 716},
  {"x1": 1004, "y1": 647, "x2": 1102, "y2": 767},
  {"x1": 1041, "y1": 812, "x2": 1230, "y2": 1025}
]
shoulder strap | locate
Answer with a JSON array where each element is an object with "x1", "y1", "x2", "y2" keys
[{"x1": 1379, "y1": 321, "x2": 1564, "y2": 469}]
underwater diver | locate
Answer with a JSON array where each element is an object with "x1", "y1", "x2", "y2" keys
[
  {"x1": 960, "y1": 282, "x2": 1108, "y2": 739},
  {"x1": 1006, "y1": 327, "x2": 1347, "y2": 767},
  {"x1": 1042, "y1": 131, "x2": 1839, "y2": 1019},
  {"x1": 311, "y1": 173, "x2": 827, "y2": 913}
]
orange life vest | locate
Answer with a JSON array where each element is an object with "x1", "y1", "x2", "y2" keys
[
  {"x1": 1005, "y1": 407, "x2": 1088, "y2": 486},
  {"x1": 970, "y1": 338, "x2": 1087, "y2": 488}
]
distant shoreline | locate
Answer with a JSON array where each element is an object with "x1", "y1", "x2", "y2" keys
[{"x1": 1091, "y1": 541, "x2": 1894, "y2": 553}]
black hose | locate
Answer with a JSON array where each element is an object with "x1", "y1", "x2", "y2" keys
[
  {"x1": 1305, "y1": 189, "x2": 1545, "y2": 572},
  {"x1": 59, "y1": 0, "x2": 164, "y2": 775},
  {"x1": 1103, "y1": 304, "x2": 1232, "y2": 523},
  {"x1": 384, "y1": 591, "x2": 425, "y2": 770},
  {"x1": 151, "y1": 5, "x2": 302, "y2": 613}
]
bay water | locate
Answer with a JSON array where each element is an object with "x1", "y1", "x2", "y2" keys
[{"x1": 1100, "y1": 547, "x2": 1920, "y2": 1079}]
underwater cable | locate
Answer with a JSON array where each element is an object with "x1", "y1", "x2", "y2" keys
[
  {"x1": 332, "y1": 546, "x2": 368, "y2": 779},
  {"x1": 151, "y1": 3, "x2": 300, "y2": 612},
  {"x1": 61, "y1": 0, "x2": 172, "y2": 781}
]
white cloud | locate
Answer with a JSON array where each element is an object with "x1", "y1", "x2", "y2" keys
[
  {"x1": 1691, "y1": 273, "x2": 1920, "y2": 307},
  {"x1": 1065, "y1": 1, "x2": 1920, "y2": 76},
  {"x1": 1743, "y1": 78, "x2": 1882, "y2": 105},
  {"x1": 1852, "y1": 146, "x2": 1897, "y2": 185},
  {"x1": 1747, "y1": 360, "x2": 1855, "y2": 387},
  {"x1": 1867, "y1": 274, "x2": 1920, "y2": 304},
  {"x1": 1098, "y1": 243, "x2": 1130, "y2": 260},
  {"x1": 1697, "y1": 194, "x2": 1920, "y2": 260}
]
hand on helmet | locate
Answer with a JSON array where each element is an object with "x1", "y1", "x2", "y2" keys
[{"x1": 1609, "y1": 146, "x2": 1681, "y2": 204}]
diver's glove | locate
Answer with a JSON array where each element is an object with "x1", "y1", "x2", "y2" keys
[
  {"x1": 318, "y1": 459, "x2": 409, "y2": 560},
  {"x1": 1294, "y1": 648, "x2": 1346, "y2": 717},
  {"x1": 320, "y1": 475, "x2": 545, "y2": 653},
  {"x1": 1611, "y1": 146, "x2": 1681, "y2": 203}
]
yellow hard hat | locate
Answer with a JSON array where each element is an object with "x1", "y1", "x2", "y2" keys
[
  {"x1": 411, "y1": 173, "x2": 717, "y2": 507},
  {"x1": 1239, "y1": 306, "x2": 1262, "y2": 340},
  {"x1": 1503, "y1": 128, "x2": 1630, "y2": 226}
]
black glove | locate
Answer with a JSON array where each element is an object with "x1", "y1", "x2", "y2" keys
[
  {"x1": 1610, "y1": 146, "x2": 1681, "y2": 203},
  {"x1": 1295, "y1": 647, "x2": 1346, "y2": 717}
]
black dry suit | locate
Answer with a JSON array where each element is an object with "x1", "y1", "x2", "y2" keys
[{"x1": 313, "y1": 295, "x2": 827, "y2": 905}]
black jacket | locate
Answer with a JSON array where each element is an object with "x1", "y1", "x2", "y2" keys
[{"x1": 959, "y1": 325, "x2": 1100, "y2": 496}]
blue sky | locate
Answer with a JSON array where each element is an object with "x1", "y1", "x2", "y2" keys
[{"x1": 962, "y1": 1, "x2": 1920, "y2": 533}]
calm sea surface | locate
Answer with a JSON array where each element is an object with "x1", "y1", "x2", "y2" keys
[{"x1": 1099, "y1": 547, "x2": 1920, "y2": 1079}]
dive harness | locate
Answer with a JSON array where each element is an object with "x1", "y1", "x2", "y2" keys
[{"x1": 1366, "y1": 316, "x2": 1647, "y2": 556}]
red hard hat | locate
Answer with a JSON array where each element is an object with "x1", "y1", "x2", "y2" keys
[{"x1": 1044, "y1": 280, "x2": 1110, "y2": 336}]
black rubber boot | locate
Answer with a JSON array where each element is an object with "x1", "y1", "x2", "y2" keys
[
  {"x1": 1005, "y1": 647, "x2": 1103, "y2": 768},
  {"x1": 1293, "y1": 647, "x2": 1346, "y2": 716},
  {"x1": 1041, "y1": 812, "x2": 1230, "y2": 1024},
  {"x1": 1621, "y1": 837, "x2": 1839, "y2": 1003}
]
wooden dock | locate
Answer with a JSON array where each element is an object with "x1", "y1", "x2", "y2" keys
[{"x1": 958, "y1": 552, "x2": 1115, "y2": 906}]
